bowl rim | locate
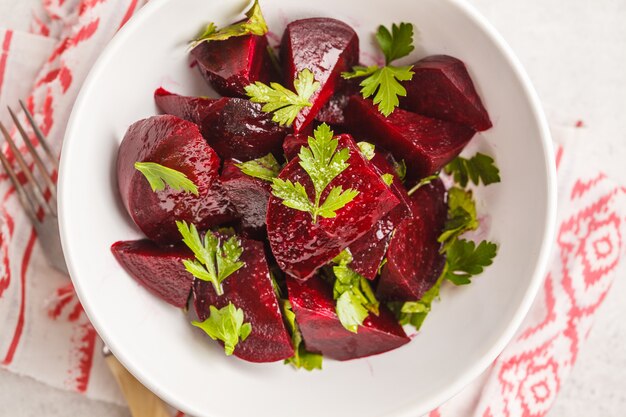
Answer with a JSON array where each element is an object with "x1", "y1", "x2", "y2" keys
[{"x1": 58, "y1": 0, "x2": 557, "y2": 415}]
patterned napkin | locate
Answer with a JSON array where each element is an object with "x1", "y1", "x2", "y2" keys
[{"x1": 0, "y1": 1, "x2": 622, "y2": 416}]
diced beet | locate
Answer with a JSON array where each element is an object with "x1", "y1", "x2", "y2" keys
[
  {"x1": 111, "y1": 240, "x2": 193, "y2": 308},
  {"x1": 315, "y1": 77, "x2": 360, "y2": 126},
  {"x1": 348, "y1": 152, "x2": 412, "y2": 280},
  {"x1": 344, "y1": 96, "x2": 476, "y2": 180},
  {"x1": 191, "y1": 34, "x2": 277, "y2": 98},
  {"x1": 282, "y1": 133, "x2": 309, "y2": 161},
  {"x1": 400, "y1": 55, "x2": 492, "y2": 131},
  {"x1": 287, "y1": 277, "x2": 409, "y2": 360},
  {"x1": 193, "y1": 235, "x2": 294, "y2": 362},
  {"x1": 221, "y1": 159, "x2": 271, "y2": 236},
  {"x1": 377, "y1": 179, "x2": 447, "y2": 301},
  {"x1": 280, "y1": 18, "x2": 359, "y2": 133},
  {"x1": 117, "y1": 115, "x2": 236, "y2": 243},
  {"x1": 267, "y1": 134, "x2": 399, "y2": 280},
  {"x1": 200, "y1": 97, "x2": 287, "y2": 161},
  {"x1": 154, "y1": 87, "x2": 217, "y2": 125}
]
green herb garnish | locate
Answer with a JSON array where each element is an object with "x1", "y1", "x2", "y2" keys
[
  {"x1": 190, "y1": 0, "x2": 268, "y2": 48},
  {"x1": 235, "y1": 153, "x2": 281, "y2": 182},
  {"x1": 393, "y1": 159, "x2": 407, "y2": 182},
  {"x1": 332, "y1": 250, "x2": 379, "y2": 333},
  {"x1": 176, "y1": 221, "x2": 245, "y2": 296},
  {"x1": 438, "y1": 187, "x2": 479, "y2": 251},
  {"x1": 271, "y1": 124, "x2": 359, "y2": 223},
  {"x1": 245, "y1": 69, "x2": 320, "y2": 127},
  {"x1": 282, "y1": 300, "x2": 323, "y2": 370},
  {"x1": 443, "y1": 239, "x2": 498, "y2": 285},
  {"x1": 342, "y1": 23, "x2": 415, "y2": 116},
  {"x1": 381, "y1": 173, "x2": 394, "y2": 186},
  {"x1": 192, "y1": 303, "x2": 252, "y2": 355},
  {"x1": 444, "y1": 153, "x2": 501, "y2": 187},
  {"x1": 357, "y1": 142, "x2": 375, "y2": 161},
  {"x1": 407, "y1": 174, "x2": 439, "y2": 196},
  {"x1": 134, "y1": 162, "x2": 198, "y2": 195}
]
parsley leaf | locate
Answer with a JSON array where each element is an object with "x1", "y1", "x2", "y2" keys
[
  {"x1": 381, "y1": 173, "x2": 394, "y2": 186},
  {"x1": 443, "y1": 239, "x2": 498, "y2": 285},
  {"x1": 281, "y1": 300, "x2": 323, "y2": 371},
  {"x1": 342, "y1": 23, "x2": 415, "y2": 116},
  {"x1": 176, "y1": 221, "x2": 245, "y2": 296},
  {"x1": 192, "y1": 303, "x2": 252, "y2": 356},
  {"x1": 134, "y1": 162, "x2": 198, "y2": 196},
  {"x1": 332, "y1": 250, "x2": 379, "y2": 333},
  {"x1": 235, "y1": 153, "x2": 281, "y2": 182},
  {"x1": 190, "y1": 0, "x2": 268, "y2": 48},
  {"x1": 271, "y1": 124, "x2": 359, "y2": 223},
  {"x1": 393, "y1": 159, "x2": 407, "y2": 182},
  {"x1": 357, "y1": 142, "x2": 375, "y2": 160},
  {"x1": 438, "y1": 187, "x2": 479, "y2": 251},
  {"x1": 245, "y1": 69, "x2": 320, "y2": 127},
  {"x1": 376, "y1": 22, "x2": 416, "y2": 64},
  {"x1": 444, "y1": 153, "x2": 501, "y2": 187}
]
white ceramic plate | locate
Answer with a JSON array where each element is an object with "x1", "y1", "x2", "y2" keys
[{"x1": 58, "y1": 0, "x2": 557, "y2": 416}]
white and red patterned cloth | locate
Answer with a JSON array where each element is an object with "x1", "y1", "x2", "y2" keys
[{"x1": 0, "y1": 1, "x2": 623, "y2": 416}]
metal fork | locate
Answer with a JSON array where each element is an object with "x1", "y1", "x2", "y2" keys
[{"x1": 0, "y1": 101, "x2": 170, "y2": 417}]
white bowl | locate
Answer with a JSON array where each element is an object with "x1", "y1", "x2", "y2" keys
[{"x1": 58, "y1": 0, "x2": 556, "y2": 416}]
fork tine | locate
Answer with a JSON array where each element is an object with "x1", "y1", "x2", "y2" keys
[
  {"x1": 0, "y1": 138, "x2": 38, "y2": 224},
  {"x1": 0, "y1": 121, "x2": 54, "y2": 216},
  {"x1": 8, "y1": 107, "x2": 57, "y2": 201},
  {"x1": 19, "y1": 100, "x2": 58, "y2": 170}
]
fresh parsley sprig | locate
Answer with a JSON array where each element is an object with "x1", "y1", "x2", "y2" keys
[
  {"x1": 192, "y1": 303, "x2": 252, "y2": 356},
  {"x1": 134, "y1": 162, "x2": 198, "y2": 195},
  {"x1": 438, "y1": 187, "x2": 479, "y2": 251},
  {"x1": 444, "y1": 153, "x2": 501, "y2": 187},
  {"x1": 190, "y1": 0, "x2": 268, "y2": 48},
  {"x1": 245, "y1": 69, "x2": 320, "y2": 127},
  {"x1": 271, "y1": 124, "x2": 359, "y2": 223},
  {"x1": 332, "y1": 250, "x2": 379, "y2": 333},
  {"x1": 176, "y1": 221, "x2": 245, "y2": 296},
  {"x1": 281, "y1": 299, "x2": 323, "y2": 370},
  {"x1": 235, "y1": 153, "x2": 282, "y2": 182},
  {"x1": 342, "y1": 22, "x2": 415, "y2": 116},
  {"x1": 443, "y1": 239, "x2": 497, "y2": 285}
]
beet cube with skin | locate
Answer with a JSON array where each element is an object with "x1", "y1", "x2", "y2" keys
[
  {"x1": 191, "y1": 34, "x2": 277, "y2": 98},
  {"x1": 267, "y1": 134, "x2": 399, "y2": 280},
  {"x1": 111, "y1": 240, "x2": 194, "y2": 308},
  {"x1": 377, "y1": 179, "x2": 447, "y2": 301},
  {"x1": 154, "y1": 87, "x2": 217, "y2": 126},
  {"x1": 193, "y1": 235, "x2": 294, "y2": 363},
  {"x1": 400, "y1": 55, "x2": 492, "y2": 131},
  {"x1": 344, "y1": 96, "x2": 476, "y2": 180},
  {"x1": 287, "y1": 277, "x2": 410, "y2": 361},
  {"x1": 221, "y1": 158, "x2": 272, "y2": 236},
  {"x1": 280, "y1": 18, "x2": 359, "y2": 133},
  {"x1": 117, "y1": 115, "x2": 236, "y2": 243}
]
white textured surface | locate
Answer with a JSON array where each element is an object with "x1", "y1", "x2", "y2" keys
[{"x1": 0, "y1": 0, "x2": 625, "y2": 416}]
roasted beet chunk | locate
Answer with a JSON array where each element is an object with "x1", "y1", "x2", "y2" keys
[
  {"x1": 221, "y1": 159, "x2": 272, "y2": 236},
  {"x1": 154, "y1": 88, "x2": 216, "y2": 125},
  {"x1": 377, "y1": 179, "x2": 447, "y2": 301},
  {"x1": 280, "y1": 18, "x2": 359, "y2": 132},
  {"x1": 344, "y1": 96, "x2": 476, "y2": 179},
  {"x1": 193, "y1": 235, "x2": 294, "y2": 362},
  {"x1": 117, "y1": 115, "x2": 236, "y2": 243},
  {"x1": 348, "y1": 152, "x2": 413, "y2": 280},
  {"x1": 111, "y1": 240, "x2": 193, "y2": 308},
  {"x1": 400, "y1": 55, "x2": 492, "y2": 131},
  {"x1": 200, "y1": 97, "x2": 287, "y2": 161},
  {"x1": 191, "y1": 34, "x2": 277, "y2": 98},
  {"x1": 287, "y1": 277, "x2": 409, "y2": 360},
  {"x1": 267, "y1": 134, "x2": 399, "y2": 280}
]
